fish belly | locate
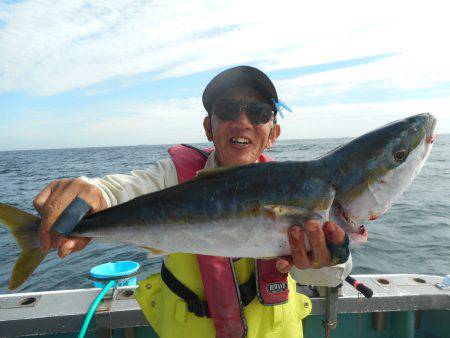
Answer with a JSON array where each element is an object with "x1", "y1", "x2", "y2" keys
[{"x1": 80, "y1": 215, "x2": 294, "y2": 258}]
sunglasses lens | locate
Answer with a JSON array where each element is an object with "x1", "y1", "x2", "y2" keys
[
  {"x1": 247, "y1": 102, "x2": 273, "y2": 124},
  {"x1": 213, "y1": 99, "x2": 273, "y2": 124},
  {"x1": 213, "y1": 99, "x2": 240, "y2": 121}
]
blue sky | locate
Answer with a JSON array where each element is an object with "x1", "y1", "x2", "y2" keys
[{"x1": 1, "y1": 0, "x2": 449, "y2": 151}]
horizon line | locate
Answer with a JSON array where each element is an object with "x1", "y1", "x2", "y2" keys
[{"x1": 1, "y1": 133, "x2": 449, "y2": 152}]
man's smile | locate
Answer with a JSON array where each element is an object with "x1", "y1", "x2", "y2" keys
[{"x1": 230, "y1": 137, "x2": 252, "y2": 148}]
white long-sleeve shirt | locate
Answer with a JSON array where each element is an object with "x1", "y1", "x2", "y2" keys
[{"x1": 81, "y1": 150, "x2": 352, "y2": 287}]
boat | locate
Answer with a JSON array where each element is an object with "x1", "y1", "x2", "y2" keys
[{"x1": 1, "y1": 273, "x2": 449, "y2": 338}]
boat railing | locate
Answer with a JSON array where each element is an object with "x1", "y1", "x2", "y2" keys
[{"x1": 0, "y1": 274, "x2": 449, "y2": 337}]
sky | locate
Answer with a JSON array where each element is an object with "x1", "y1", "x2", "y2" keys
[{"x1": 1, "y1": 0, "x2": 450, "y2": 151}]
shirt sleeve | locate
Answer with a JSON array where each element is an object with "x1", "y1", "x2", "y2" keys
[
  {"x1": 289, "y1": 254, "x2": 353, "y2": 287},
  {"x1": 79, "y1": 158, "x2": 178, "y2": 207}
]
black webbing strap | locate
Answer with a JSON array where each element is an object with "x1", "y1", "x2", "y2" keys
[
  {"x1": 180, "y1": 144, "x2": 210, "y2": 158},
  {"x1": 239, "y1": 273, "x2": 257, "y2": 306},
  {"x1": 161, "y1": 262, "x2": 256, "y2": 318},
  {"x1": 161, "y1": 262, "x2": 210, "y2": 317}
]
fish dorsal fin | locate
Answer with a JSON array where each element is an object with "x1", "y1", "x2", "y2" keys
[{"x1": 194, "y1": 165, "x2": 237, "y2": 179}]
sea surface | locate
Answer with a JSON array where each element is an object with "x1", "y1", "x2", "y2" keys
[{"x1": 1, "y1": 136, "x2": 449, "y2": 293}]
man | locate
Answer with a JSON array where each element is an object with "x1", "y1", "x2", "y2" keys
[{"x1": 34, "y1": 66, "x2": 351, "y2": 338}]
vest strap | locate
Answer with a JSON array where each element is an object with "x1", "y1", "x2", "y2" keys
[
  {"x1": 161, "y1": 262, "x2": 256, "y2": 318},
  {"x1": 168, "y1": 144, "x2": 289, "y2": 337}
]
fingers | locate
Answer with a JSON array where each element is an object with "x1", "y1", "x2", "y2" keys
[
  {"x1": 289, "y1": 226, "x2": 311, "y2": 269},
  {"x1": 39, "y1": 182, "x2": 78, "y2": 253},
  {"x1": 52, "y1": 232, "x2": 89, "y2": 256},
  {"x1": 288, "y1": 221, "x2": 344, "y2": 271},
  {"x1": 58, "y1": 237, "x2": 92, "y2": 258},
  {"x1": 34, "y1": 178, "x2": 106, "y2": 254},
  {"x1": 323, "y1": 221, "x2": 345, "y2": 245},
  {"x1": 277, "y1": 225, "x2": 310, "y2": 273},
  {"x1": 51, "y1": 232, "x2": 67, "y2": 250},
  {"x1": 34, "y1": 180, "x2": 59, "y2": 213},
  {"x1": 324, "y1": 221, "x2": 349, "y2": 264},
  {"x1": 276, "y1": 256, "x2": 292, "y2": 274},
  {"x1": 306, "y1": 220, "x2": 331, "y2": 267}
]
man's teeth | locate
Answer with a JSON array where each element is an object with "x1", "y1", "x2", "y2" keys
[{"x1": 231, "y1": 138, "x2": 251, "y2": 145}]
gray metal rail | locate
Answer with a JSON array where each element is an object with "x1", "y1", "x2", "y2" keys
[{"x1": 0, "y1": 274, "x2": 449, "y2": 337}]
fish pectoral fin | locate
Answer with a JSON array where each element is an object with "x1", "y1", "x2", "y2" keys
[
  {"x1": 194, "y1": 165, "x2": 238, "y2": 179},
  {"x1": 264, "y1": 205, "x2": 324, "y2": 224},
  {"x1": 264, "y1": 205, "x2": 309, "y2": 216}
]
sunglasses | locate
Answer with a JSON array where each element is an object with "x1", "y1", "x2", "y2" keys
[{"x1": 212, "y1": 99, "x2": 275, "y2": 125}]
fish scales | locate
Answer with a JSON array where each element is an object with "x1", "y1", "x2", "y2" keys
[{"x1": 74, "y1": 161, "x2": 333, "y2": 257}]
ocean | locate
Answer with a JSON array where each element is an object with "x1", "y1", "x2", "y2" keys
[{"x1": 1, "y1": 136, "x2": 449, "y2": 293}]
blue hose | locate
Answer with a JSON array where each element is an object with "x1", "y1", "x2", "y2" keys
[{"x1": 78, "y1": 280, "x2": 116, "y2": 338}]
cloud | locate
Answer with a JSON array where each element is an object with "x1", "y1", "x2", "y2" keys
[
  {"x1": 1, "y1": 0, "x2": 449, "y2": 96},
  {"x1": 1, "y1": 92, "x2": 448, "y2": 151},
  {"x1": 0, "y1": 0, "x2": 255, "y2": 94},
  {"x1": 274, "y1": 53, "x2": 449, "y2": 104},
  {"x1": 282, "y1": 97, "x2": 450, "y2": 140},
  {"x1": 1, "y1": 0, "x2": 450, "y2": 150},
  {"x1": 76, "y1": 97, "x2": 207, "y2": 146}
]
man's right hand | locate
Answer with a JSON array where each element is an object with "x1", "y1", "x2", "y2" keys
[{"x1": 33, "y1": 178, "x2": 107, "y2": 258}]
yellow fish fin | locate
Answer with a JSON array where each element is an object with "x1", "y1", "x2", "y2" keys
[{"x1": 0, "y1": 203, "x2": 47, "y2": 290}]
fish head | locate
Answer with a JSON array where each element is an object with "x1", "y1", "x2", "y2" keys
[{"x1": 331, "y1": 113, "x2": 436, "y2": 242}]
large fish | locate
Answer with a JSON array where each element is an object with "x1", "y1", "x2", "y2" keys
[{"x1": 0, "y1": 113, "x2": 436, "y2": 290}]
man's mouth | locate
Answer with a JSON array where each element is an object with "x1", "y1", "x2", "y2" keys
[{"x1": 230, "y1": 137, "x2": 252, "y2": 146}]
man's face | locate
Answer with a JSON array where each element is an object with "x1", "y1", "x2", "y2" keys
[{"x1": 203, "y1": 86, "x2": 281, "y2": 166}]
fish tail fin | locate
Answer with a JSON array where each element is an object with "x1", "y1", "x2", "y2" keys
[{"x1": 0, "y1": 203, "x2": 47, "y2": 290}]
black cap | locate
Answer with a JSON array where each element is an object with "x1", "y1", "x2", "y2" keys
[{"x1": 202, "y1": 65, "x2": 278, "y2": 115}]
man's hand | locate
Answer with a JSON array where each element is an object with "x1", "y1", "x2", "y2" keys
[
  {"x1": 33, "y1": 178, "x2": 107, "y2": 258},
  {"x1": 276, "y1": 220, "x2": 346, "y2": 273}
]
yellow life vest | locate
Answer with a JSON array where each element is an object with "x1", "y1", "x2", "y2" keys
[{"x1": 135, "y1": 253, "x2": 312, "y2": 338}]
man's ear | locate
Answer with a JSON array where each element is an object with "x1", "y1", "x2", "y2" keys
[
  {"x1": 266, "y1": 124, "x2": 281, "y2": 149},
  {"x1": 203, "y1": 116, "x2": 213, "y2": 141}
]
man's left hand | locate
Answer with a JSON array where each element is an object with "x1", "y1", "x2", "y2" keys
[{"x1": 276, "y1": 220, "x2": 346, "y2": 273}]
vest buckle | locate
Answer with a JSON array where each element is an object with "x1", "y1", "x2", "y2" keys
[{"x1": 187, "y1": 299, "x2": 210, "y2": 318}]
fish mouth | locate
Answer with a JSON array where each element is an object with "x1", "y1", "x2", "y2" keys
[
  {"x1": 426, "y1": 114, "x2": 437, "y2": 144},
  {"x1": 334, "y1": 202, "x2": 368, "y2": 243},
  {"x1": 329, "y1": 113, "x2": 436, "y2": 245}
]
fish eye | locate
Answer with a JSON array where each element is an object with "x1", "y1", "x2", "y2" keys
[{"x1": 393, "y1": 150, "x2": 407, "y2": 162}]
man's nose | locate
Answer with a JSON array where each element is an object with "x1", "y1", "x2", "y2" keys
[{"x1": 232, "y1": 110, "x2": 252, "y2": 128}]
